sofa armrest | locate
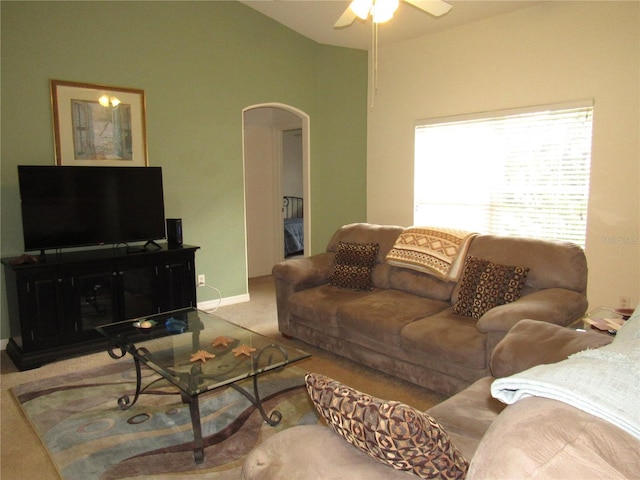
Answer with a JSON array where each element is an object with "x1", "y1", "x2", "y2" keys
[
  {"x1": 490, "y1": 319, "x2": 613, "y2": 378},
  {"x1": 272, "y1": 252, "x2": 334, "y2": 287},
  {"x1": 476, "y1": 288, "x2": 588, "y2": 334},
  {"x1": 272, "y1": 253, "x2": 335, "y2": 335},
  {"x1": 466, "y1": 397, "x2": 640, "y2": 480}
]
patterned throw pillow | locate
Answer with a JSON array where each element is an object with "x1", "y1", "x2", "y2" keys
[
  {"x1": 305, "y1": 373, "x2": 469, "y2": 480},
  {"x1": 453, "y1": 255, "x2": 529, "y2": 319},
  {"x1": 329, "y1": 241, "x2": 380, "y2": 291}
]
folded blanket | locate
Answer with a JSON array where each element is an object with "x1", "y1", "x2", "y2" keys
[
  {"x1": 492, "y1": 305, "x2": 640, "y2": 439},
  {"x1": 386, "y1": 227, "x2": 478, "y2": 281}
]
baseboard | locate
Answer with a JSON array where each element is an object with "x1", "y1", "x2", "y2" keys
[{"x1": 0, "y1": 294, "x2": 252, "y2": 351}]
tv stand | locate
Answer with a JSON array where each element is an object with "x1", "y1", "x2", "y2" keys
[
  {"x1": 143, "y1": 239, "x2": 162, "y2": 250},
  {"x1": 2, "y1": 243, "x2": 199, "y2": 370}
]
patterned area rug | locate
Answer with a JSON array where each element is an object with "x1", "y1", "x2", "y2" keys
[{"x1": 11, "y1": 360, "x2": 318, "y2": 479}]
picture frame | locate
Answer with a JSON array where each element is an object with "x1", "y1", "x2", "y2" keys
[{"x1": 51, "y1": 80, "x2": 148, "y2": 166}]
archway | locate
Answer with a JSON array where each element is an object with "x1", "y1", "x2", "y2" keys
[{"x1": 242, "y1": 103, "x2": 310, "y2": 278}]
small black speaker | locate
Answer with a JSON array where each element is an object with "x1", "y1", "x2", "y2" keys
[{"x1": 166, "y1": 218, "x2": 183, "y2": 247}]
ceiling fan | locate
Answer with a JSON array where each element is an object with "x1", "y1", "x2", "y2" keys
[
  {"x1": 336, "y1": 0, "x2": 452, "y2": 107},
  {"x1": 334, "y1": 0, "x2": 452, "y2": 27}
]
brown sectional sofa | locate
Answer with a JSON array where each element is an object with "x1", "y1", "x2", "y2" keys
[
  {"x1": 242, "y1": 319, "x2": 640, "y2": 479},
  {"x1": 273, "y1": 223, "x2": 589, "y2": 395}
]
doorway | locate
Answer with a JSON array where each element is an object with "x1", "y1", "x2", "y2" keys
[{"x1": 242, "y1": 104, "x2": 310, "y2": 278}]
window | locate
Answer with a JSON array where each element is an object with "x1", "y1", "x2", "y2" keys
[{"x1": 414, "y1": 102, "x2": 593, "y2": 247}]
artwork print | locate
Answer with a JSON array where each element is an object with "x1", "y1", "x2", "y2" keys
[
  {"x1": 70, "y1": 98, "x2": 133, "y2": 161},
  {"x1": 51, "y1": 80, "x2": 147, "y2": 166}
]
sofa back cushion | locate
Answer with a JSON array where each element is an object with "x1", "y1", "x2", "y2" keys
[
  {"x1": 326, "y1": 223, "x2": 405, "y2": 289},
  {"x1": 327, "y1": 223, "x2": 456, "y2": 299},
  {"x1": 325, "y1": 226, "x2": 587, "y2": 304},
  {"x1": 453, "y1": 235, "x2": 587, "y2": 304},
  {"x1": 387, "y1": 266, "x2": 455, "y2": 301},
  {"x1": 327, "y1": 223, "x2": 405, "y2": 258}
]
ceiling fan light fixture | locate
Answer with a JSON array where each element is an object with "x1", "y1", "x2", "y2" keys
[
  {"x1": 372, "y1": 0, "x2": 399, "y2": 23},
  {"x1": 350, "y1": 0, "x2": 373, "y2": 20}
]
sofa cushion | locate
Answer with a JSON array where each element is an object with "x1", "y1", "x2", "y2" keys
[
  {"x1": 337, "y1": 289, "x2": 451, "y2": 346},
  {"x1": 330, "y1": 241, "x2": 380, "y2": 291},
  {"x1": 400, "y1": 311, "x2": 487, "y2": 370},
  {"x1": 289, "y1": 285, "x2": 375, "y2": 329},
  {"x1": 305, "y1": 373, "x2": 469, "y2": 480},
  {"x1": 453, "y1": 255, "x2": 529, "y2": 319},
  {"x1": 388, "y1": 265, "x2": 455, "y2": 301}
]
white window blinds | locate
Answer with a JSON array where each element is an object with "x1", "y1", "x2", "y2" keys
[{"x1": 414, "y1": 102, "x2": 593, "y2": 247}]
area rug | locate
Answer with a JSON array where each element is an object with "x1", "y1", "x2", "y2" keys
[{"x1": 11, "y1": 360, "x2": 319, "y2": 479}]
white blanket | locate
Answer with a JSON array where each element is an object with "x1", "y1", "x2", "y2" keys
[{"x1": 491, "y1": 305, "x2": 640, "y2": 439}]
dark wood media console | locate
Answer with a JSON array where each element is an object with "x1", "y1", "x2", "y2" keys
[{"x1": 2, "y1": 244, "x2": 199, "y2": 370}]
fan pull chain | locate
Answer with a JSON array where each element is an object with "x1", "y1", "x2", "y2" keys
[{"x1": 370, "y1": 21, "x2": 379, "y2": 108}]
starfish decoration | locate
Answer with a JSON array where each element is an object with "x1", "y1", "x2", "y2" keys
[
  {"x1": 211, "y1": 336, "x2": 234, "y2": 348},
  {"x1": 232, "y1": 344, "x2": 256, "y2": 357},
  {"x1": 190, "y1": 350, "x2": 216, "y2": 364}
]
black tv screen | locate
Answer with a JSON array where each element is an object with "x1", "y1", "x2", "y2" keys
[{"x1": 18, "y1": 165, "x2": 166, "y2": 252}]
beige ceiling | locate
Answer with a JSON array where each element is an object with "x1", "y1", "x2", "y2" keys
[{"x1": 240, "y1": 0, "x2": 539, "y2": 50}]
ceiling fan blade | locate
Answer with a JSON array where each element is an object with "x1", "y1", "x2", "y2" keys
[
  {"x1": 403, "y1": 0, "x2": 452, "y2": 17},
  {"x1": 334, "y1": 5, "x2": 358, "y2": 28}
]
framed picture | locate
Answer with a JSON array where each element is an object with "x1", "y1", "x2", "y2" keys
[{"x1": 51, "y1": 80, "x2": 148, "y2": 166}]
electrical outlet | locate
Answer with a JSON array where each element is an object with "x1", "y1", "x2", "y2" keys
[
  {"x1": 198, "y1": 274, "x2": 206, "y2": 287},
  {"x1": 620, "y1": 296, "x2": 630, "y2": 308}
]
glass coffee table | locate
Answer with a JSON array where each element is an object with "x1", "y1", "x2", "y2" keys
[{"x1": 96, "y1": 307, "x2": 310, "y2": 463}]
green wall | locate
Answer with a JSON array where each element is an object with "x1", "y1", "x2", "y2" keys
[{"x1": 0, "y1": 1, "x2": 368, "y2": 340}]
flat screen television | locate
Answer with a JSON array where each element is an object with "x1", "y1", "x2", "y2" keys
[{"x1": 18, "y1": 165, "x2": 166, "y2": 252}]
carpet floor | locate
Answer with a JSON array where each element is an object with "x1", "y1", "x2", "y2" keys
[{"x1": 1, "y1": 275, "x2": 446, "y2": 479}]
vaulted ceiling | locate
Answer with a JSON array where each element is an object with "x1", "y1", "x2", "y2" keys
[{"x1": 240, "y1": 0, "x2": 539, "y2": 50}]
